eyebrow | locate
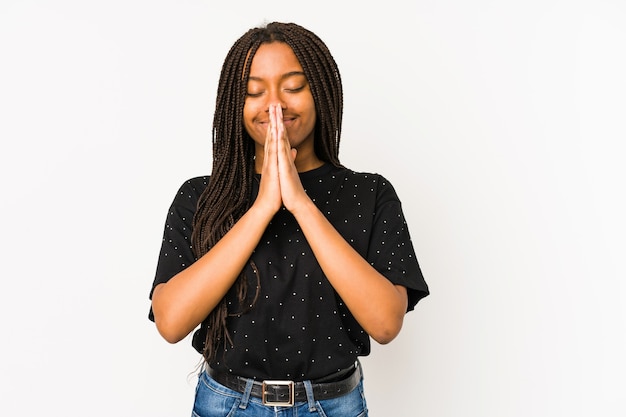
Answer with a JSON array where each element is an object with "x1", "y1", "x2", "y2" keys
[{"x1": 248, "y1": 71, "x2": 306, "y2": 82}]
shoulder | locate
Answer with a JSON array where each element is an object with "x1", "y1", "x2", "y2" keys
[
  {"x1": 336, "y1": 167, "x2": 399, "y2": 199},
  {"x1": 170, "y1": 175, "x2": 210, "y2": 208},
  {"x1": 335, "y1": 166, "x2": 387, "y2": 183}
]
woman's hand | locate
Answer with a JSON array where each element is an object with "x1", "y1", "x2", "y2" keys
[
  {"x1": 272, "y1": 104, "x2": 310, "y2": 213},
  {"x1": 253, "y1": 104, "x2": 284, "y2": 216},
  {"x1": 256, "y1": 104, "x2": 309, "y2": 214},
  {"x1": 269, "y1": 104, "x2": 409, "y2": 343}
]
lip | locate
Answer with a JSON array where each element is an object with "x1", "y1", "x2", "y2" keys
[
  {"x1": 256, "y1": 116, "x2": 297, "y2": 127},
  {"x1": 282, "y1": 117, "x2": 297, "y2": 127}
]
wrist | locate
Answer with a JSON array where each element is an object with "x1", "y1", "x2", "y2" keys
[
  {"x1": 248, "y1": 200, "x2": 279, "y2": 223},
  {"x1": 289, "y1": 197, "x2": 318, "y2": 222}
]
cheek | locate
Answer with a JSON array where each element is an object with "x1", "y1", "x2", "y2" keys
[
  {"x1": 242, "y1": 105, "x2": 256, "y2": 133},
  {"x1": 243, "y1": 102, "x2": 252, "y2": 121},
  {"x1": 294, "y1": 95, "x2": 316, "y2": 125},
  {"x1": 304, "y1": 102, "x2": 317, "y2": 129},
  {"x1": 305, "y1": 96, "x2": 317, "y2": 119}
]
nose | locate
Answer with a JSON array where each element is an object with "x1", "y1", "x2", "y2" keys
[{"x1": 264, "y1": 89, "x2": 286, "y2": 112}]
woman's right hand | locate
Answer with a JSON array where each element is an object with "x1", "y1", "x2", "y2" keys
[
  {"x1": 154, "y1": 107, "x2": 292, "y2": 344},
  {"x1": 254, "y1": 104, "x2": 284, "y2": 216}
]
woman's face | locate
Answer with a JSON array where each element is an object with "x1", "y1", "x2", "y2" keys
[{"x1": 243, "y1": 42, "x2": 317, "y2": 154}]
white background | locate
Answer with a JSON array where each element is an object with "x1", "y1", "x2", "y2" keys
[{"x1": 1, "y1": 1, "x2": 625, "y2": 416}]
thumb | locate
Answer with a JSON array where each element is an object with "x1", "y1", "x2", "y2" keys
[{"x1": 290, "y1": 148, "x2": 297, "y2": 161}]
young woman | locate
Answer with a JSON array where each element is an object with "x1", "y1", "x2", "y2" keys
[{"x1": 149, "y1": 22, "x2": 429, "y2": 417}]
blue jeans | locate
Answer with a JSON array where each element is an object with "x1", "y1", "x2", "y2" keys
[{"x1": 191, "y1": 368, "x2": 369, "y2": 417}]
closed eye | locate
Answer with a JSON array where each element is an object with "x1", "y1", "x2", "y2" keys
[{"x1": 285, "y1": 86, "x2": 305, "y2": 93}]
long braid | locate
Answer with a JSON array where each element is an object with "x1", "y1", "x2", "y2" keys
[
  {"x1": 191, "y1": 22, "x2": 344, "y2": 364},
  {"x1": 282, "y1": 24, "x2": 343, "y2": 165}
]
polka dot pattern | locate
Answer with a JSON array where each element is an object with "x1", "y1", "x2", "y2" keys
[{"x1": 149, "y1": 164, "x2": 428, "y2": 380}]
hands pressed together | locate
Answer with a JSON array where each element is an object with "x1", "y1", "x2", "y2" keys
[
  {"x1": 255, "y1": 104, "x2": 311, "y2": 216},
  {"x1": 153, "y1": 104, "x2": 408, "y2": 345}
]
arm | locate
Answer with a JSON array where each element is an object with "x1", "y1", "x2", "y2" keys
[
  {"x1": 272, "y1": 106, "x2": 408, "y2": 344},
  {"x1": 292, "y1": 202, "x2": 408, "y2": 344},
  {"x1": 152, "y1": 113, "x2": 285, "y2": 344},
  {"x1": 151, "y1": 204, "x2": 274, "y2": 343}
]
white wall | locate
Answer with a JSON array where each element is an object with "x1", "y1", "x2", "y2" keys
[{"x1": 1, "y1": 1, "x2": 624, "y2": 416}]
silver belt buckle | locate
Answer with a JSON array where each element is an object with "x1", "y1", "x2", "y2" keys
[{"x1": 262, "y1": 380, "x2": 295, "y2": 406}]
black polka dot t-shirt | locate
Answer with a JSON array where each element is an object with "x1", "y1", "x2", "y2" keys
[{"x1": 149, "y1": 163, "x2": 428, "y2": 381}]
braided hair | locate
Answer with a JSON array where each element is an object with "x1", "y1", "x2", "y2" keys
[{"x1": 191, "y1": 22, "x2": 344, "y2": 364}]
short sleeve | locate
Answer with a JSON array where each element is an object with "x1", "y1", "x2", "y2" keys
[
  {"x1": 148, "y1": 177, "x2": 208, "y2": 321},
  {"x1": 367, "y1": 176, "x2": 429, "y2": 311}
]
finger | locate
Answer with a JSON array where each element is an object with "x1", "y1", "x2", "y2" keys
[
  {"x1": 271, "y1": 104, "x2": 279, "y2": 142},
  {"x1": 263, "y1": 104, "x2": 279, "y2": 174},
  {"x1": 256, "y1": 105, "x2": 282, "y2": 213},
  {"x1": 271, "y1": 104, "x2": 280, "y2": 162},
  {"x1": 277, "y1": 106, "x2": 289, "y2": 147},
  {"x1": 276, "y1": 105, "x2": 284, "y2": 134},
  {"x1": 276, "y1": 108, "x2": 298, "y2": 184},
  {"x1": 275, "y1": 106, "x2": 291, "y2": 162},
  {"x1": 263, "y1": 107, "x2": 273, "y2": 169}
]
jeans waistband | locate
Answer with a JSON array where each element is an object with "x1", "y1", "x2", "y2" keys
[{"x1": 207, "y1": 362, "x2": 361, "y2": 406}]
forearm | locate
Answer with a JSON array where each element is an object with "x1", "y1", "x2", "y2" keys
[
  {"x1": 152, "y1": 203, "x2": 274, "y2": 343},
  {"x1": 292, "y1": 200, "x2": 408, "y2": 344}
]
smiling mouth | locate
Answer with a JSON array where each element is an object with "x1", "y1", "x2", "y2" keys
[{"x1": 257, "y1": 117, "x2": 297, "y2": 126}]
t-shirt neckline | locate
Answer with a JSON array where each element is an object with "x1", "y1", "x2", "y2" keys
[{"x1": 254, "y1": 163, "x2": 336, "y2": 181}]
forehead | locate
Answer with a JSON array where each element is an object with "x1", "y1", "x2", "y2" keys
[{"x1": 248, "y1": 42, "x2": 304, "y2": 78}]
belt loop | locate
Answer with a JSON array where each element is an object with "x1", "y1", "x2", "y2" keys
[
  {"x1": 303, "y1": 380, "x2": 316, "y2": 411},
  {"x1": 238, "y1": 378, "x2": 254, "y2": 409}
]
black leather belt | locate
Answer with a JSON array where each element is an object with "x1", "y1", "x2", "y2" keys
[{"x1": 207, "y1": 363, "x2": 361, "y2": 406}]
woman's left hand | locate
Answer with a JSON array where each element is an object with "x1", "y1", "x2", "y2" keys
[{"x1": 268, "y1": 106, "x2": 407, "y2": 344}]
